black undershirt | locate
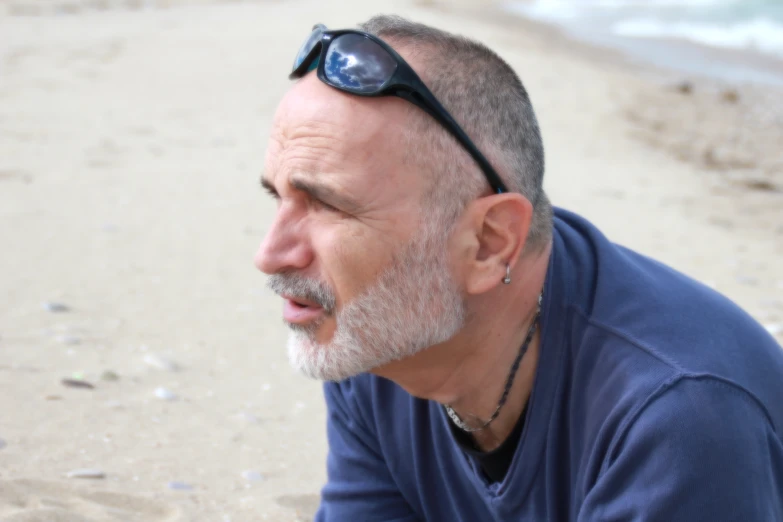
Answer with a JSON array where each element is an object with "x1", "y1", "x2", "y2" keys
[{"x1": 449, "y1": 406, "x2": 528, "y2": 484}]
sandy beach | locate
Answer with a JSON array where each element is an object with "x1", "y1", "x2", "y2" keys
[{"x1": 1, "y1": 0, "x2": 781, "y2": 520}]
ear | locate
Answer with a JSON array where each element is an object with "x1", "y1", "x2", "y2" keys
[{"x1": 453, "y1": 193, "x2": 533, "y2": 296}]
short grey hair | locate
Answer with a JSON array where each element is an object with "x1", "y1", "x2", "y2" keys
[{"x1": 358, "y1": 15, "x2": 553, "y2": 249}]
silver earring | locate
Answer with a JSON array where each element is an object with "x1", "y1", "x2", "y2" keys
[{"x1": 502, "y1": 263, "x2": 511, "y2": 285}]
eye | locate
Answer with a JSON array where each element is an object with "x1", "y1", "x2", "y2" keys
[{"x1": 311, "y1": 197, "x2": 339, "y2": 213}]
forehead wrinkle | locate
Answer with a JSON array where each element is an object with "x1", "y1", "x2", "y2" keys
[
  {"x1": 266, "y1": 123, "x2": 339, "y2": 185},
  {"x1": 270, "y1": 115, "x2": 391, "y2": 189},
  {"x1": 277, "y1": 138, "x2": 348, "y2": 184},
  {"x1": 267, "y1": 78, "x2": 424, "y2": 206},
  {"x1": 293, "y1": 117, "x2": 372, "y2": 141}
]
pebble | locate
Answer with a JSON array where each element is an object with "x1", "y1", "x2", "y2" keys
[
  {"x1": 241, "y1": 470, "x2": 265, "y2": 482},
  {"x1": 66, "y1": 468, "x2": 105, "y2": 479},
  {"x1": 57, "y1": 335, "x2": 81, "y2": 345},
  {"x1": 143, "y1": 354, "x2": 179, "y2": 372},
  {"x1": 61, "y1": 378, "x2": 95, "y2": 390},
  {"x1": 0, "y1": 438, "x2": 6, "y2": 450},
  {"x1": 721, "y1": 88, "x2": 740, "y2": 104},
  {"x1": 43, "y1": 302, "x2": 70, "y2": 313},
  {"x1": 154, "y1": 387, "x2": 177, "y2": 401},
  {"x1": 167, "y1": 481, "x2": 193, "y2": 491},
  {"x1": 101, "y1": 370, "x2": 120, "y2": 381},
  {"x1": 674, "y1": 81, "x2": 693, "y2": 95}
]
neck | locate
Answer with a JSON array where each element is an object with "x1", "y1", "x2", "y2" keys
[{"x1": 372, "y1": 241, "x2": 552, "y2": 450}]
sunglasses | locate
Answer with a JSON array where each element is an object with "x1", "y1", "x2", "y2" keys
[{"x1": 289, "y1": 24, "x2": 509, "y2": 195}]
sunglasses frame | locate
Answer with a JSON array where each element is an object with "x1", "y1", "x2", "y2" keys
[{"x1": 290, "y1": 24, "x2": 509, "y2": 195}]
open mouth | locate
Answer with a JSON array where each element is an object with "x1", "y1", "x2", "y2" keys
[{"x1": 282, "y1": 295, "x2": 326, "y2": 324}]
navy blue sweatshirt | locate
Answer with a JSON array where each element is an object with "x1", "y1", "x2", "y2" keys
[{"x1": 315, "y1": 208, "x2": 783, "y2": 521}]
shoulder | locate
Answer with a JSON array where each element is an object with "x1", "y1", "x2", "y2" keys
[
  {"x1": 607, "y1": 375, "x2": 779, "y2": 468},
  {"x1": 554, "y1": 209, "x2": 783, "y2": 416},
  {"x1": 579, "y1": 375, "x2": 783, "y2": 521},
  {"x1": 554, "y1": 207, "x2": 771, "y2": 350}
]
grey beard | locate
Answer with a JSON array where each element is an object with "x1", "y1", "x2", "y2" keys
[{"x1": 283, "y1": 224, "x2": 467, "y2": 381}]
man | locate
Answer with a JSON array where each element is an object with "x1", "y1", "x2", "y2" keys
[{"x1": 255, "y1": 15, "x2": 783, "y2": 522}]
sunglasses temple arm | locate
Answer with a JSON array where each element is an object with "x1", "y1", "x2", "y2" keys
[{"x1": 399, "y1": 90, "x2": 508, "y2": 194}]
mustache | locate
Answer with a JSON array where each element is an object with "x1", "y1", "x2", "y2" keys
[{"x1": 267, "y1": 273, "x2": 337, "y2": 314}]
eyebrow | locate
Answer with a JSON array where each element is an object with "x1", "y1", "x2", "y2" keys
[
  {"x1": 260, "y1": 174, "x2": 360, "y2": 212},
  {"x1": 260, "y1": 177, "x2": 278, "y2": 198}
]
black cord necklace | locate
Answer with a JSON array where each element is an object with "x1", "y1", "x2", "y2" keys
[{"x1": 445, "y1": 292, "x2": 543, "y2": 433}]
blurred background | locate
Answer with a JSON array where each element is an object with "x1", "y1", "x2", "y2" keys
[
  {"x1": 512, "y1": 0, "x2": 783, "y2": 84},
  {"x1": 1, "y1": 0, "x2": 781, "y2": 520}
]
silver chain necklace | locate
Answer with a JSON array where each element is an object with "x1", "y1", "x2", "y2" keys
[{"x1": 444, "y1": 292, "x2": 543, "y2": 433}]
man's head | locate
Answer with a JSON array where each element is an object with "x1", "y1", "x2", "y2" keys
[{"x1": 256, "y1": 15, "x2": 551, "y2": 381}]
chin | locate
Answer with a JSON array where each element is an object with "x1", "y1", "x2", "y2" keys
[{"x1": 286, "y1": 331, "x2": 362, "y2": 382}]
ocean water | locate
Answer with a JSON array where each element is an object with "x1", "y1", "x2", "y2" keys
[
  {"x1": 505, "y1": 0, "x2": 783, "y2": 83},
  {"x1": 507, "y1": 0, "x2": 783, "y2": 57}
]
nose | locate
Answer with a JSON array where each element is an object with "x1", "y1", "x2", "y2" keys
[{"x1": 254, "y1": 206, "x2": 313, "y2": 275}]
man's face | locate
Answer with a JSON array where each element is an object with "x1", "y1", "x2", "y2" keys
[{"x1": 255, "y1": 75, "x2": 466, "y2": 381}]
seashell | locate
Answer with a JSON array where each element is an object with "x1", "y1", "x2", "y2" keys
[
  {"x1": 236, "y1": 412, "x2": 260, "y2": 424},
  {"x1": 764, "y1": 324, "x2": 783, "y2": 336},
  {"x1": 167, "y1": 481, "x2": 193, "y2": 491},
  {"x1": 43, "y1": 302, "x2": 70, "y2": 313},
  {"x1": 154, "y1": 387, "x2": 177, "y2": 401},
  {"x1": 241, "y1": 470, "x2": 264, "y2": 482}
]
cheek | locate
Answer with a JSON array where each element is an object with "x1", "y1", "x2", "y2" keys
[{"x1": 314, "y1": 223, "x2": 395, "y2": 305}]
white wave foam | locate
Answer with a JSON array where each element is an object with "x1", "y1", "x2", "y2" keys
[
  {"x1": 506, "y1": 0, "x2": 732, "y2": 20},
  {"x1": 531, "y1": 0, "x2": 724, "y2": 6},
  {"x1": 612, "y1": 17, "x2": 783, "y2": 56}
]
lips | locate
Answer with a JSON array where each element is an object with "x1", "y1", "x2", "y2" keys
[{"x1": 282, "y1": 295, "x2": 325, "y2": 324}]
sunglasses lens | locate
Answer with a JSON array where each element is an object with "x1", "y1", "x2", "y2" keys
[
  {"x1": 324, "y1": 34, "x2": 397, "y2": 94},
  {"x1": 293, "y1": 26, "x2": 324, "y2": 70}
]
